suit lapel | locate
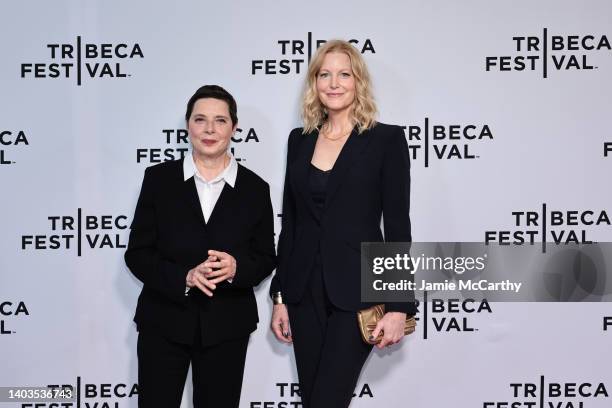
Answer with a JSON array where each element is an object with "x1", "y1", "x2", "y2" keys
[
  {"x1": 325, "y1": 127, "x2": 371, "y2": 210},
  {"x1": 206, "y1": 177, "x2": 238, "y2": 229},
  {"x1": 290, "y1": 130, "x2": 319, "y2": 221},
  {"x1": 182, "y1": 176, "x2": 206, "y2": 227}
]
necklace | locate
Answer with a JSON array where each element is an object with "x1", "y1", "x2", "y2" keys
[{"x1": 321, "y1": 125, "x2": 352, "y2": 141}]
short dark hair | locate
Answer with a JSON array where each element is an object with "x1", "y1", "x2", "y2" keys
[{"x1": 185, "y1": 85, "x2": 238, "y2": 125}]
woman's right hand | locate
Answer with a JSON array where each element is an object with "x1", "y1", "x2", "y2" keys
[
  {"x1": 271, "y1": 304, "x2": 292, "y2": 343},
  {"x1": 186, "y1": 262, "x2": 217, "y2": 297}
]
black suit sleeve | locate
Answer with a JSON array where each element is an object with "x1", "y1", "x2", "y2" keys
[
  {"x1": 382, "y1": 127, "x2": 418, "y2": 315},
  {"x1": 230, "y1": 183, "x2": 277, "y2": 288},
  {"x1": 124, "y1": 167, "x2": 189, "y2": 305},
  {"x1": 269, "y1": 130, "x2": 299, "y2": 297}
]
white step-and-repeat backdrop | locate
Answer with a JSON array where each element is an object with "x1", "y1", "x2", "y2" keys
[{"x1": 1, "y1": 1, "x2": 611, "y2": 407}]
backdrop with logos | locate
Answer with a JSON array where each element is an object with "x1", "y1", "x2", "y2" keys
[{"x1": 1, "y1": 1, "x2": 611, "y2": 407}]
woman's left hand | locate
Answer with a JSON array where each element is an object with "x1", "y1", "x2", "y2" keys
[
  {"x1": 371, "y1": 311, "x2": 407, "y2": 349},
  {"x1": 203, "y1": 250, "x2": 237, "y2": 284}
]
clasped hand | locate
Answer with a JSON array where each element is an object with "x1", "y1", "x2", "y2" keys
[
  {"x1": 371, "y1": 311, "x2": 407, "y2": 349},
  {"x1": 185, "y1": 250, "x2": 236, "y2": 296}
]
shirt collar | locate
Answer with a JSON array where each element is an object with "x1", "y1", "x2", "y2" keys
[{"x1": 183, "y1": 152, "x2": 238, "y2": 188}]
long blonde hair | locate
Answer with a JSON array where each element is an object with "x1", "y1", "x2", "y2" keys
[{"x1": 302, "y1": 40, "x2": 377, "y2": 134}]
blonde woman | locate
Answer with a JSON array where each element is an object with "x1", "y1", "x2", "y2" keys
[{"x1": 270, "y1": 40, "x2": 416, "y2": 407}]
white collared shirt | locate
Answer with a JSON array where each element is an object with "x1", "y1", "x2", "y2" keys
[
  {"x1": 183, "y1": 151, "x2": 238, "y2": 223},
  {"x1": 183, "y1": 152, "x2": 237, "y2": 293}
]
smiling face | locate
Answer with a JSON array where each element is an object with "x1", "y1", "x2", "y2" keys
[
  {"x1": 316, "y1": 51, "x2": 356, "y2": 115},
  {"x1": 187, "y1": 98, "x2": 236, "y2": 159}
]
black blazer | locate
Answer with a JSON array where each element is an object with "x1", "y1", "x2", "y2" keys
[
  {"x1": 125, "y1": 159, "x2": 276, "y2": 346},
  {"x1": 270, "y1": 122, "x2": 417, "y2": 315}
]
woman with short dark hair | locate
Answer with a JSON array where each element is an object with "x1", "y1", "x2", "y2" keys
[{"x1": 126, "y1": 85, "x2": 276, "y2": 408}]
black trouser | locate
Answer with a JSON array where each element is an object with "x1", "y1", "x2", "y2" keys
[
  {"x1": 287, "y1": 262, "x2": 373, "y2": 408},
  {"x1": 137, "y1": 326, "x2": 249, "y2": 408}
]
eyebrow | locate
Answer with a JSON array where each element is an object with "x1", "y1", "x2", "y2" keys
[
  {"x1": 192, "y1": 113, "x2": 230, "y2": 119},
  {"x1": 319, "y1": 68, "x2": 351, "y2": 72}
]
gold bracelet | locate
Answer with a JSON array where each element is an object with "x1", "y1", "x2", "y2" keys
[{"x1": 272, "y1": 292, "x2": 284, "y2": 305}]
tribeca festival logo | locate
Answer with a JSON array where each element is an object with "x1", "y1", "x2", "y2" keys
[
  {"x1": 136, "y1": 128, "x2": 260, "y2": 164},
  {"x1": 78, "y1": 380, "x2": 137, "y2": 408},
  {"x1": 0, "y1": 130, "x2": 29, "y2": 166},
  {"x1": 21, "y1": 209, "x2": 128, "y2": 257},
  {"x1": 0, "y1": 300, "x2": 29, "y2": 335},
  {"x1": 484, "y1": 203, "x2": 611, "y2": 252},
  {"x1": 416, "y1": 296, "x2": 492, "y2": 340},
  {"x1": 483, "y1": 376, "x2": 609, "y2": 408},
  {"x1": 485, "y1": 29, "x2": 611, "y2": 78},
  {"x1": 251, "y1": 33, "x2": 375, "y2": 75},
  {"x1": 403, "y1": 119, "x2": 493, "y2": 168},
  {"x1": 136, "y1": 129, "x2": 190, "y2": 164},
  {"x1": 248, "y1": 382, "x2": 373, "y2": 407},
  {"x1": 17, "y1": 379, "x2": 138, "y2": 408},
  {"x1": 20, "y1": 36, "x2": 144, "y2": 86}
]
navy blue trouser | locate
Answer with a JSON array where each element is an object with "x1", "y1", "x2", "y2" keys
[{"x1": 288, "y1": 263, "x2": 373, "y2": 408}]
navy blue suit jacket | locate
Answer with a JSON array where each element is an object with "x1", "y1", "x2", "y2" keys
[
  {"x1": 270, "y1": 122, "x2": 417, "y2": 315},
  {"x1": 125, "y1": 159, "x2": 276, "y2": 346}
]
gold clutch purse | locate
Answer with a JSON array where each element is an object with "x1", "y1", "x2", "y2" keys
[{"x1": 357, "y1": 304, "x2": 417, "y2": 345}]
